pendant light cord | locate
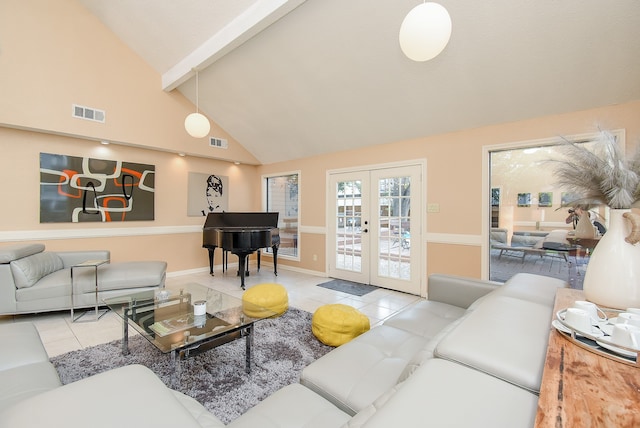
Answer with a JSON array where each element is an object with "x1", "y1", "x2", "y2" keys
[{"x1": 195, "y1": 70, "x2": 200, "y2": 113}]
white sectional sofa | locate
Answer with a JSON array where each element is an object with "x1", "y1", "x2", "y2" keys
[
  {"x1": 0, "y1": 322, "x2": 223, "y2": 427},
  {"x1": 0, "y1": 272, "x2": 566, "y2": 427},
  {"x1": 224, "y1": 272, "x2": 566, "y2": 428},
  {"x1": 0, "y1": 243, "x2": 167, "y2": 315}
]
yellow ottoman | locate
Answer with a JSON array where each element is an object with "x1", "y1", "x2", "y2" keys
[
  {"x1": 242, "y1": 283, "x2": 288, "y2": 318},
  {"x1": 312, "y1": 304, "x2": 370, "y2": 347}
]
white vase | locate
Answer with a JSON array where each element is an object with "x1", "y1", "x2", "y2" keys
[
  {"x1": 575, "y1": 213, "x2": 595, "y2": 238},
  {"x1": 583, "y1": 209, "x2": 640, "y2": 309}
]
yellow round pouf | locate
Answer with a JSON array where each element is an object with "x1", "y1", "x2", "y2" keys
[
  {"x1": 242, "y1": 283, "x2": 288, "y2": 318},
  {"x1": 312, "y1": 304, "x2": 370, "y2": 347}
]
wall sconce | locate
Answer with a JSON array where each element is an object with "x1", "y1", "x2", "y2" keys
[
  {"x1": 184, "y1": 69, "x2": 210, "y2": 138},
  {"x1": 399, "y1": 2, "x2": 452, "y2": 62}
]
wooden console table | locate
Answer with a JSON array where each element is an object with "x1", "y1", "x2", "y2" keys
[{"x1": 535, "y1": 288, "x2": 640, "y2": 427}]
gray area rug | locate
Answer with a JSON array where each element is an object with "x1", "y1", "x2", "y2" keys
[
  {"x1": 51, "y1": 307, "x2": 332, "y2": 424},
  {"x1": 317, "y1": 279, "x2": 377, "y2": 296}
]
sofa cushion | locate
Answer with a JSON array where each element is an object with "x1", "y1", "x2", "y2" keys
[
  {"x1": 0, "y1": 323, "x2": 51, "y2": 371},
  {"x1": 10, "y1": 252, "x2": 63, "y2": 288},
  {"x1": 426, "y1": 273, "x2": 500, "y2": 309},
  {"x1": 14, "y1": 269, "x2": 71, "y2": 302},
  {"x1": 343, "y1": 381, "x2": 405, "y2": 428},
  {"x1": 0, "y1": 362, "x2": 61, "y2": 413},
  {"x1": 67, "y1": 261, "x2": 167, "y2": 293},
  {"x1": 396, "y1": 314, "x2": 466, "y2": 382},
  {"x1": 227, "y1": 383, "x2": 351, "y2": 428},
  {"x1": 383, "y1": 299, "x2": 466, "y2": 337},
  {"x1": 171, "y1": 390, "x2": 226, "y2": 428},
  {"x1": 487, "y1": 272, "x2": 566, "y2": 307},
  {"x1": 0, "y1": 243, "x2": 44, "y2": 264},
  {"x1": 0, "y1": 365, "x2": 207, "y2": 428},
  {"x1": 359, "y1": 359, "x2": 539, "y2": 428},
  {"x1": 435, "y1": 295, "x2": 553, "y2": 393},
  {"x1": 300, "y1": 325, "x2": 427, "y2": 415},
  {"x1": 98, "y1": 261, "x2": 167, "y2": 291}
]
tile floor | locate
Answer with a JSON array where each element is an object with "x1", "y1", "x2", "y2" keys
[{"x1": 0, "y1": 267, "x2": 422, "y2": 358}]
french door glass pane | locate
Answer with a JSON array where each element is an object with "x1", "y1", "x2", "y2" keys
[
  {"x1": 377, "y1": 176, "x2": 410, "y2": 280},
  {"x1": 336, "y1": 180, "x2": 362, "y2": 272}
]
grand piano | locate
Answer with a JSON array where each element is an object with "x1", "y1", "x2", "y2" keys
[{"x1": 202, "y1": 212, "x2": 280, "y2": 289}]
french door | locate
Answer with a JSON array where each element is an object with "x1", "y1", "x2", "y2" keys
[{"x1": 328, "y1": 164, "x2": 422, "y2": 294}]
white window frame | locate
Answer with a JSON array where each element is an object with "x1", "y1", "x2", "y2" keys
[{"x1": 262, "y1": 170, "x2": 301, "y2": 261}]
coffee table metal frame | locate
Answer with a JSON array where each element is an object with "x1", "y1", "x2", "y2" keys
[{"x1": 104, "y1": 285, "x2": 274, "y2": 387}]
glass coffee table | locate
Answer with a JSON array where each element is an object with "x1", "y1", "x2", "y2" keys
[{"x1": 104, "y1": 283, "x2": 276, "y2": 386}]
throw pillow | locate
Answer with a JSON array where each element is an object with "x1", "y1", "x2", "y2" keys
[{"x1": 10, "y1": 252, "x2": 64, "y2": 288}]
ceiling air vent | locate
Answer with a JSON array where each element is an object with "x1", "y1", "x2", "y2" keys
[
  {"x1": 72, "y1": 104, "x2": 105, "y2": 123},
  {"x1": 210, "y1": 137, "x2": 228, "y2": 149}
]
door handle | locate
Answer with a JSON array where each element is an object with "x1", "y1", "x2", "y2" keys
[{"x1": 362, "y1": 229, "x2": 368, "y2": 233}]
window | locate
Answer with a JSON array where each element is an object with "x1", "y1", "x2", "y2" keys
[{"x1": 264, "y1": 172, "x2": 299, "y2": 258}]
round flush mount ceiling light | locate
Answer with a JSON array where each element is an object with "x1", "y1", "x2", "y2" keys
[{"x1": 399, "y1": 2, "x2": 452, "y2": 62}]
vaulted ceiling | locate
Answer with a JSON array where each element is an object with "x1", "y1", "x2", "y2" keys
[{"x1": 79, "y1": 0, "x2": 640, "y2": 164}]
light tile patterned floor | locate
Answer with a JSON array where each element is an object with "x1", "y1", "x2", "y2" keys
[{"x1": 0, "y1": 267, "x2": 421, "y2": 358}]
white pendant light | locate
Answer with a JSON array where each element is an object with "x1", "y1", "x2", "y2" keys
[
  {"x1": 399, "y1": 2, "x2": 452, "y2": 62},
  {"x1": 184, "y1": 69, "x2": 210, "y2": 138}
]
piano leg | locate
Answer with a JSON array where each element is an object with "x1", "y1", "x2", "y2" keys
[
  {"x1": 257, "y1": 251, "x2": 261, "y2": 272},
  {"x1": 235, "y1": 252, "x2": 253, "y2": 290},
  {"x1": 207, "y1": 248, "x2": 215, "y2": 276},
  {"x1": 238, "y1": 255, "x2": 250, "y2": 277},
  {"x1": 272, "y1": 245, "x2": 278, "y2": 276}
]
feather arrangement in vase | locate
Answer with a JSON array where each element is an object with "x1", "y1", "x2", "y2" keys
[
  {"x1": 548, "y1": 130, "x2": 640, "y2": 309},
  {"x1": 548, "y1": 130, "x2": 640, "y2": 209}
]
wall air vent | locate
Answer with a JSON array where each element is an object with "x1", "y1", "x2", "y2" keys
[
  {"x1": 72, "y1": 104, "x2": 105, "y2": 123},
  {"x1": 209, "y1": 137, "x2": 228, "y2": 149}
]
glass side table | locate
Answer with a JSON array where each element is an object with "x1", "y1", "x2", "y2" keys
[{"x1": 70, "y1": 259, "x2": 109, "y2": 322}]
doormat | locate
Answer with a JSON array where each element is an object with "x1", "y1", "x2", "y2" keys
[{"x1": 317, "y1": 279, "x2": 377, "y2": 296}]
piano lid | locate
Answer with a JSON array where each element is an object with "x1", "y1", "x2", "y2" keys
[{"x1": 203, "y1": 212, "x2": 279, "y2": 229}]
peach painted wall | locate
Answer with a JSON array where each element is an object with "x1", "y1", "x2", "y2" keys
[
  {"x1": 259, "y1": 100, "x2": 640, "y2": 280},
  {"x1": 0, "y1": 0, "x2": 258, "y2": 164},
  {"x1": 0, "y1": 127, "x2": 260, "y2": 272},
  {"x1": 427, "y1": 243, "x2": 481, "y2": 279},
  {"x1": 1, "y1": 0, "x2": 639, "y2": 284}
]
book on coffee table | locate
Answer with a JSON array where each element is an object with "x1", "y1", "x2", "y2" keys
[{"x1": 149, "y1": 314, "x2": 200, "y2": 337}]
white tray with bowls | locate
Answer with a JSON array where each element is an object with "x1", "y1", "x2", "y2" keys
[{"x1": 554, "y1": 308, "x2": 640, "y2": 367}]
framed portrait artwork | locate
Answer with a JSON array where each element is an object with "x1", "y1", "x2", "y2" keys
[{"x1": 187, "y1": 172, "x2": 229, "y2": 216}]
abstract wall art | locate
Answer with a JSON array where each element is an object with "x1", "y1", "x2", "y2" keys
[
  {"x1": 517, "y1": 192, "x2": 531, "y2": 207},
  {"x1": 187, "y1": 172, "x2": 229, "y2": 216},
  {"x1": 538, "y1": 192, "x2": 553, "y2": 207},
  {"x1": 39, "y1": 152, "x2": 155, "y2": 223}
]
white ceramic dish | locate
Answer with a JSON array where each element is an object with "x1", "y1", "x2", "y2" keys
[
  {"x1": 596, "y1": 340, "x2": 638, "y2": 359},
  {"x1": 599, "y1": 323, "x2": 614, "y2": 336},
  {"x1": 553, "y1": 319, "x2": 604, "y2": 338},
  {"x1": 556, "y1": 310, "x2": 605, "y2": 338},
  {"x1": 552, "y1": 320, "x2": 572, "y2": 334}
]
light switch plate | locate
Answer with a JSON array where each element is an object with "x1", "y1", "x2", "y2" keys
[{"x1": 427, "y1": 203, "x2": 440, "y2": 213}]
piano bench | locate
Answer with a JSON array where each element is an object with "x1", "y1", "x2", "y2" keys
[{"x1": 242, "y1": 283, "x2": 289, "y2": 318}]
